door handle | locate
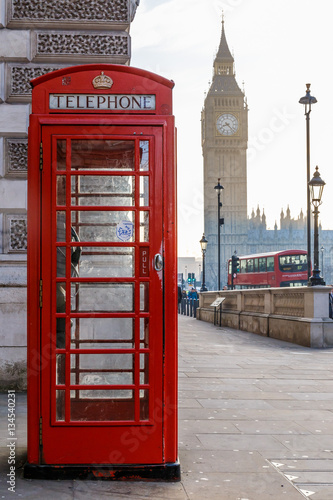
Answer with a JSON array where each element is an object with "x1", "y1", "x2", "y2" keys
[{"x1": 154, "y1": 253, "x2": 163, "y2": 271}]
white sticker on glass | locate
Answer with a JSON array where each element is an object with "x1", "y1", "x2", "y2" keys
[{"x1": 116, "y1": 221, "x2": 134, "y2": 242}]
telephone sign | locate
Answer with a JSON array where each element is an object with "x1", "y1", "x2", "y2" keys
[{"x1": 25, "y1": 64, "x2": 179, "y2": 481}]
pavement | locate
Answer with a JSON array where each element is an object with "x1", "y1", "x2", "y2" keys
[{"x1": 1, "y1": 315, "x2": 333, "y2": 499}]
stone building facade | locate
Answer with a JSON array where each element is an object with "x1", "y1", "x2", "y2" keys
[
  {"x1": 202, "y1": 21, "x2": 333, "y2": 290},
  {"x1": 0, "y1": 0, "x2": 139, "y2": 389}
]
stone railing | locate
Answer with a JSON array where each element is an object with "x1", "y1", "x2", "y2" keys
[{"x1": 196, "y1": 286, "x2": 333, "y2": 348}]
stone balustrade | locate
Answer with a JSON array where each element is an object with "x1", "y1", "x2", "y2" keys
[{"x1": 196, "y1": 286, "x2": 333, "y2": 348}]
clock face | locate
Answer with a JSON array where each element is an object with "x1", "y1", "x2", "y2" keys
[{"x1": 216, "y1": 114, "x2": 239, "y2": 136}]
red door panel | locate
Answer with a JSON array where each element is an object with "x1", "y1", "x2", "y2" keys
[{"x1": 40, "y1": 125, "x2": 164, "y2": 464}]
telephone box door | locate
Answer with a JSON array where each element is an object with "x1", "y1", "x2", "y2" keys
[{"x1": 40, "y1": 124, "x2": 164, "y2": 464}]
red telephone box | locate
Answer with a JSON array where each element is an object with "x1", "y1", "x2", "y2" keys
[{"x1": 25, "y1": 64, "x2": 179, "y2": 481}]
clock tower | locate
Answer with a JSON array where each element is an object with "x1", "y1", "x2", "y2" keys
[{"x1": 202, "y1": 19, "x2": 248, "y2": 289}]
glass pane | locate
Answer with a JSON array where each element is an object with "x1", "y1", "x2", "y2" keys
[
  {"x1": 57, "y1": 247, "x2": 66, "y2": 277},
  {"x1": 57, "y1": 176, "x2": 66, "y2": 206},
  {"x1": 56, "y1": 211, "x2": 66, "y2": 242},
  {"x1": 140, "y1": 283, "x2": 149, "y2": 312},
  {"x1": 140, "y1": 389, "x2": 149, "y2": 420},
  {"x1": 140, "y1": 141, "x2": 149, "y2": 171},
  {"x1": 140, "y1": 211, "x2": 149, "y2": 242},
  {"x1": 259, "y1": 258, "x2": 266, "y2": 272},
  {"x1": 71, "y1": 140, "x2": 135, "y2": 171},
  {"x1": 70, "y1": 353, "x2": 133, "y2": 385},
  {"x1": 57, "y1": 140, "x2": 66, "y2": 170},
  {"x1": 56, "y1": 390, "x2": 65, "y2": 421},
  {"x1": 139, "y1": 176, "x2": 149, "y2": 206},
  {"x1": 71, "y1": 211, "x2": 134, "y2": 242},
  {"x1": 140, "y1": 353, "x2": 149, "y2": 385},
  {"x1": 71, "y1": 175, "x2": 135, "y2": 206},
  {"x1": 71, "y1": 318, "x2": 134, "y2": 349},
  {"x1": 140, "y1": 317, "x2": 149, "y2": 348},
  {"x1": 56, "y1": 354, "x2": 66, "y2": 385},
  {"x1": 77, "y1": 247, "x2": 134, "y2": 278},
  {"x1": 56, "y1": 282, "x2": 66, "y2": 315},
  {"x1": 71, "y1": 283, "x2": 134, "y2": 312},
  {"x1": 267, "y1": 257, "x2": 275, "y2": 271}
]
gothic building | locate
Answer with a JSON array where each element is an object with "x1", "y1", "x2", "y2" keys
[{"x1": 202, "y1": 20, "x2": 333, "y2": 289}]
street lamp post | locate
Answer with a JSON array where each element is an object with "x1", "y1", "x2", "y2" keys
[
  {"x1": 321, "y1": 246, "x2": 325, "y2": 279},
  {"x1": 299, "y1": 83, "x2": 317, "y2": 281},
  {"x1": 214, "y1": 179, "x2": 224, "y2": 290},
  {"x1": 309, "y1": 166, "x2": 325, "y2": 286},
  {"x1": 200, "y1": 234, "x2": 208, "y2": 292}
]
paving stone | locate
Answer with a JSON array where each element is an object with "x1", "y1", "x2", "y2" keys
[{"x1": 181, "y1": 471, "x2": 303, "y2": 499}]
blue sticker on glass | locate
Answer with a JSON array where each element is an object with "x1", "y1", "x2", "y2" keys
[{"x1": 116, "y1": 220, "x2": 134, "y2": 242}]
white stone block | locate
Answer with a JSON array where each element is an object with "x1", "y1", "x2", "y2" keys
[
  {"x1": 0, "y1": 103, "x2": 29, "y2": 135},
  {"x1": 0, "y1": 178, "x2": 27, "y2": 208},
  {"x1": 0, "y1": 62, "x2": 4, "y2": 102},
  {"x1": 0, "y1": 265, "x2": 27, "y2": 286},
  {"x1": 0, "y1": 136, "x2": 3, "y2": 177},
  {"x1": 0, "y1": 287, "x2": 27, "y2": 346},
  {"x1": 0, "y1": 29, "x2": 30, "y2": 61}
]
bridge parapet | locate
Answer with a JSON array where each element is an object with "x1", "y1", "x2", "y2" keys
[{"x1": 197, "y1": 286, "x2": 333, "y2": 348}]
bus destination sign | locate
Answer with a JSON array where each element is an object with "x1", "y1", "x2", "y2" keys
[{"x1": 49, "y1": 94, "x2": 156, "y2": 111}]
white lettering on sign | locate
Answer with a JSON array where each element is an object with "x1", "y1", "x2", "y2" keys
[{"x1": 49, "y1": 94, "x2": 156, "y2": 111}]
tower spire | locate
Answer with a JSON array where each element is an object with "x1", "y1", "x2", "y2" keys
[{"x1": 216, "y1": 15, "x2": 234, "y2": 63}]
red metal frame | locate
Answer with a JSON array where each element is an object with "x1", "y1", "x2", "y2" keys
[
  {"x1": 26, "y1": 65, "x2": 178, "y2": 479},
  {"x1": 227, "y1": 249, "x2": 308, "y2": 288}
]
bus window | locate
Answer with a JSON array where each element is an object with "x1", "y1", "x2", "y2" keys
[
  {"x1": 267, "y1": 257, "x2": 274, "y2": 271},
  {"x1": 240, "y1": 260, "x2": 246, "y2": 273},
  {"x1": 279, "y1": 254, "x2": 307, "y2": 272},
  {"x1": 254, "y1": 258, "x2": 259, "y2": 272},
  {"x1": 247, "y1": 259, "x2": 254, "y2": 272},
  {"x1": 259, "y1": 257, "x2": 266, "y2": 272}
]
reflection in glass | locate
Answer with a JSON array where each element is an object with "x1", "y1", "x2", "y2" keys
[
  {"x1": 71, "y1": 370, "x2": 133, "y2": 386},
  {"x1": 56, "y1": 354, "x2": 66, "y2": 385},
  {"x1": 57, "y1": 140, "x2": 66, "y2": 170},
  {"x1": 56, "y1": 211, "x2": 66, "y2": 242},
  {"x1": 56, "y1": 247, "x2": 66, "y2": 277},
  {"x1": 56, "y1": 282, "x2": 66, "y2": 349},
  {"x1": 71, "y1": 317, "x2": 134, "y2": 349},
  {"x1": 140, "y1": 318, "x2": 149, "y2": 348},
  {"x1": 139, "y1": 141, "x2": 149, "y2": 171},
  {"x1": 78, "y1": 247, "x2": 134, "y2": 278},
  {"x1": 71, "y1": 175, "x2": 135, "y2": 206},
  {"x1": 140, "y1": 283, "x2": 149, "y2": 312},
  {"x1": 140, "y1": 353, "x2": 149, "y2": 385},
  {"x1": 71, "y1": 283, "x2": 134, "y2": 312},
  {"x1": 140, "y1": 211, "x2": 149, "y2": 242},
  {"x1": 139, "y1": 176, "x2": 149, "y2": 206},
  {"x1": 56, "y1": 176, "x2": 66, "y2": 206},
  {"x1": 71, "y1": 211, "x2": 135, "y2": 242},
  {"x1": 56, "y1": 390, "x2": 65, "y2": 421},
  {"x1": 71, "y1": 140, "x2": 135, "y2": 171},
  {"x1": 140, "y1": 389, "x2": 149, "y2": 420}
]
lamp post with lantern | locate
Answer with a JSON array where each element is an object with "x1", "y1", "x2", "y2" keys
[
  {"x1": 299, "y1": 83, "x2": 317, "y2": 281},
  {"x1": 214, "y1": 179, "x2": 224, "y2": 290},
  {"x1": 308, "y1": 166, "x2": 325, "y2": 286},
  {"x1": 200, "y1": 234, "x2": 208, "y2": 292}
]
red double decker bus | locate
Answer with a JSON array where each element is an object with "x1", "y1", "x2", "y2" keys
[{"x1": 227, "y1": 249, "x2": 308, "y2": 289}]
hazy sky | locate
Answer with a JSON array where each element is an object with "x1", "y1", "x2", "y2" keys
[{"x1": 131, "y1": 0, "x2": 333, "y2": 257}]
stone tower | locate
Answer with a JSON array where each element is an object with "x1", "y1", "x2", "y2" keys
[{"x1": 201, "y1": 19, "x2": 248, "y2": 289}]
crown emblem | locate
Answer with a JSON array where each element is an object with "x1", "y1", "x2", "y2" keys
[{"x1": 92, "y1": 72, "x2": 113, "y2": 89}]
